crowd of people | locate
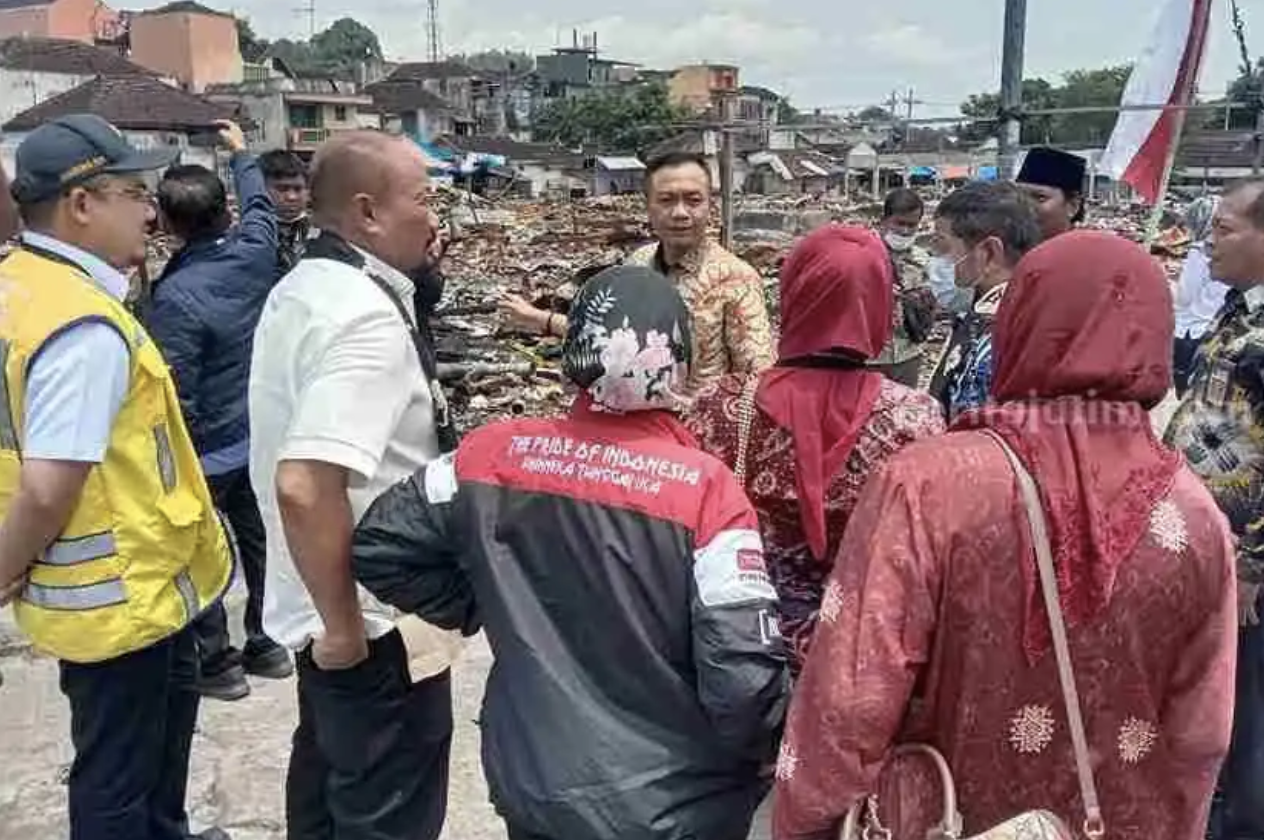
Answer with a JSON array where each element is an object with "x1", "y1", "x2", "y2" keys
[{"x1": 0, "y1": 113, "x2": 1259, "y2": 840}]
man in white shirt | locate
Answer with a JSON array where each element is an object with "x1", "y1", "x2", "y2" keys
[{"x1": 248, "y1": 131, "x2": 452, "y2": 840}]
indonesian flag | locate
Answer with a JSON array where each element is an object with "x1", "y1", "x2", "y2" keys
[{"x1": 1099, "y1": 0, "x2": 1213, "y2": 203}]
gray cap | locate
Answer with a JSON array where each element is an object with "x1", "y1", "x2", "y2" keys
[{"x1": 10, "y1": 114, "x2": 178, "y2": 204}]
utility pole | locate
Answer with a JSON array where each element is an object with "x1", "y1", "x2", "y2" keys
[
  {"x1": 426, "y1": 0, "x2": 442, "y2": 63},
  {"x1": 998, "y1": 0, "x2": 1028, "y2": 179},
  {"x1": 293, "y1": 0, "x2": 316, "y2": 38},
  {"x1": 719, "y1": 92, "x2": 736, "y2": 250},
  {"x1": 903, "y1": 88, "x2": 922, "y2": 121}
]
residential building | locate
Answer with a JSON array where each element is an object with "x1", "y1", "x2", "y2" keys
[
  {"x1": 375, "y1": 61, "x2": 503, "y2": 135},
  {"x1": 2, "y1": 72, "x2": 242, "y2": 173},
  {"x1": 746, "y1": 149, "x2": 841, "y2": 196},
  {"x1": 366, "y1": 74, "x2": 457, "y2": 141},
  {"x1": 669, "y1": 63, "x2": 738, "y2": 115},
  {"x1": 0, "y1": 0, "x2": 120, "y2": 44},
  {"x1": 127, "y1": 1, "x2": 242, "y2": 93},
  {"x1": 207, "y1": 58, "x2": 378, "y2": 157},
  {"x1": 587, "y1": 156, "x2": 645, "y2": 195},
  {"x1": 0, "y1": 34, "x2": 158, "y2": 125},
  {"x1": 535, "y1": 31, "x2": 637, "y2": 100},
  {"x1": 447, "y1": 135, "x2": 587, "y2": 197}
]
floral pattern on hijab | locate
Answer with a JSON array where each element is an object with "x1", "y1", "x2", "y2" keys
[{"x1": 562, "y1": 265, "x2": 693, "y2": 414}]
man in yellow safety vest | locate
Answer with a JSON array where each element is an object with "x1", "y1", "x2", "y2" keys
[{"x1": 0, "y1": 114, "x2": 233, "y2": 840}]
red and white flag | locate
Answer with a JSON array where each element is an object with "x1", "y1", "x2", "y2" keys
[{"x1": 1099, "y1": 0, "x2": 1214, "y2": 203}]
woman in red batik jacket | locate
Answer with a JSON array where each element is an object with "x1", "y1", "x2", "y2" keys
[
  {"x1": 773, "y1": 231, "x2": 1237, "y2": 840},
  {"x1": 688, "y1": 225, "x2": 945, "y2": 671}
]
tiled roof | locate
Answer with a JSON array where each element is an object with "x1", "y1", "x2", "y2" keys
[
  {"x1": 365, "y1": 78, "x2": 451, "y2": 114},
  {"x1": 3, "y1": 74, "x2": 243, "y2": 132},
  {"x1": 0, "y1": 37, "x2": 155, "y2": 76},
  {"x1": 140, "y1": 1, "x2": 232, "y2": 16},
  {"x1": 0, "y1": 0, "x2": 54, "y2": 9},
  {"x1": 387, "y1": 61, "x2": 479, "y2": 81}
]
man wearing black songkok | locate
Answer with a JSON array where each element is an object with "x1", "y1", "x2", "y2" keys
[{"x1": 1016, "y1": 146, "x2": 1087, "y2": 241}]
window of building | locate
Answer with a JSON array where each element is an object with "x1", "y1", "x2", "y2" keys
[{"x1": 334, "y1": 105, "x2": 348, "y2": 122}]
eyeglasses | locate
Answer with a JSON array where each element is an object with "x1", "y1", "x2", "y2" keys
[{"x1": 80, "y1": 178, "x2": 154, "y2": 205}]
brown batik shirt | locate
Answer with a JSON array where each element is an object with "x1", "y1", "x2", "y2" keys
[{"x1": 626, "y1": 240, "x2": 775, "y2": 392}]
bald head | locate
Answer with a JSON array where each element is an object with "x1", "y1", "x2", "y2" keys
[{"x1": 309, "y1": 131, "x2": 435, "y2": 275}]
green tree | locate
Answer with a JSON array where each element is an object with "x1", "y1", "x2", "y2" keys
[
  {"x1": 234, "y1": 17, "x2": 269, "y2": 63},
  {"x1": 531, "y1": 82, "x2": 691, "y2": 153},
  {"x1": 311, "y1": 17, "x2": 383, "y2": 77},
  {"x1": 1219, "y1": 59, "x2": 1263, "y2": 129},
  {"x1": 959, "y1": 67, "x2": 1129, "y2": 146},
  {"x1": 1052, "y1": 65, "x2": 1133, "y2": 145}
]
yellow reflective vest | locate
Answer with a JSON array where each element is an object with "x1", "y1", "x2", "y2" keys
[{"x1": 0, "y1": 247, "x2": 232, "y2": 663}]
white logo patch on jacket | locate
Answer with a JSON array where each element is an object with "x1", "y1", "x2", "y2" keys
[{"x1": 693, "y1": 528, "x2": 777, "y2": 607}]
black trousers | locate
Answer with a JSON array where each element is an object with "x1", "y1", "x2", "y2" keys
[
  {"x1": 194, "y1": 466, "x2": 274, "y2": 672},
  {"x1": 1209, "y1": 607, "x2": 1264, "y2": 840},
  {"x1": 59, "y1": 626, "x2": 200, "y2": 840},
  {"x1": 286, "y1": 629, "x2": 454, "y2": 840}
]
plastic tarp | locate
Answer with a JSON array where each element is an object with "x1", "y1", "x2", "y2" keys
[
  {"x1": 940, "y1": 165, "x2": 971, "y2": 180},
  {"x1": 977, "y1": 165, "x2": 1000, "y2": 181},
  {"x1": 909, "y1": 165, "x2": 937, "y2": 178}
]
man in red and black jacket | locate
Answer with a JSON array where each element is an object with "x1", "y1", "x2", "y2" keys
[{"x1": 354, "y1": 266, "x2": 789, "y2": 840}]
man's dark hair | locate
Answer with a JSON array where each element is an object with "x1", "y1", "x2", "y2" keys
[
  {"x1": 1225, "y1": 177, "x2": 1264, "y2": 230},
  {"x1": 883, "y1": 187, "x2": 923, "y2": 219},
  {"x1": 258, "y1": 149, "x2": 307, "y2": 183},
  {"x1": 644, "y1": 152, "x2": 711, "y2": 190},
  {"x1": 158, "y1": 165, "x2": 229, "y2": 242},
  {"x1": 936, "y1": 181, "x2": 1042, "y2": 265}
]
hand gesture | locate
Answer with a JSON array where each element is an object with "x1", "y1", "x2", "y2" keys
[{"x1": 215, "y1": 120, "x2": 247, "y2": 154}]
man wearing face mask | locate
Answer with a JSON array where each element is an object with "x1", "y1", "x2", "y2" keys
[
  {"x1": 1015, "y1": 147, "x2": 1087, "y2": 241},
  {"x1": 927, "y1": 181, "x2": 1042, "y2": 419},
  {"x1": 872, "y1": 188, "x2": 935, "y2": 387}
]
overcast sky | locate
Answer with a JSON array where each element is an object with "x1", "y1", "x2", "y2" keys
[{"x1": 198, "y1": 0, "x2": 1248, "y2": 117}]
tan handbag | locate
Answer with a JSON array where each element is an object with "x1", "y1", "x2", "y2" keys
[{"x1": 839, "y1": 432, "x2": 1105, "y2": 840}]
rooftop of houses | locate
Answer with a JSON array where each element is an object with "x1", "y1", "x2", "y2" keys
[
  {"x1": 4, "y1": 73, "x2": 242, "y2": 132},
  {"x1": 365, "y1": 78, "x2": 452, "y2": 114},
  {"x1": 0, "y1": 36, "x2": 154, "y2": 76},
  {"x1": 140, "y1": 1, "x2": 232, "y2": 16},
  {"x1": 386, "y1": 61, "x2": 480, "y2": 82},
  {"x1": 0, "y1": 0, "x2": 54, "y2": 9}
]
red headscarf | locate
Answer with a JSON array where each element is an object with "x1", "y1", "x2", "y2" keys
[
  {"x1": 954, "y1": 230, "x2": 1182, "y2": 661},
  {"x1": 756, "y1": 225, "x2": 894, "y2": 561}
]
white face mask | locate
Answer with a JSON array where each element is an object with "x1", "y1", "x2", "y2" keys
[{"x1": 884, "y1": 231, "x2": 917, "y2": 252}]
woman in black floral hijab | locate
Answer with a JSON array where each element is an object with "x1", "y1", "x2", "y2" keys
[{"x1": 563, "y1": 265, "x2": 693, "y2": 414}]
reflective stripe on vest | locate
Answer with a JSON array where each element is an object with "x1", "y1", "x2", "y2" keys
[
  {"x1": 23, "y1": 578, "x2": 126, "y2": 611},
  {"x1": 41, "y1": 532, "x2": 117, "y2": 566},
  {"x1": 173, "y1": 569, "x2": 198, "y2": 619}
]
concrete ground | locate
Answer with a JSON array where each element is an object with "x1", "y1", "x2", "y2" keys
[{"x1": 0, "y1": 596, "x2": 772, "y2": 840}]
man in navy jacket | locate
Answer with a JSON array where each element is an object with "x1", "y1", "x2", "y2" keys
[{"x1": 146, "y1": 120, "x2": 290, "y2": 700}]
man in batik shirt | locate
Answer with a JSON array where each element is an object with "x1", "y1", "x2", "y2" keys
[
  {"x1": 927, "y1": 182, "x2": 1041, "y2": 418},
  {"x1": 1166, "y1": 178, "x2": 1264, "y2": 840},
  {"x1": 498, "y1": 152, "x2": 775, "y2": 393}
]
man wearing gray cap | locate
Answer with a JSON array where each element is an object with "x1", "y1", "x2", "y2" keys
[{"x1": 0, "y1": 115, "x2": 234, "y2": 840}]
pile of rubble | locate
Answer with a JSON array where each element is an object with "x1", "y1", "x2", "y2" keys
[{"x1": 433, "y1": 194, "x2": 656, "y2": 431}]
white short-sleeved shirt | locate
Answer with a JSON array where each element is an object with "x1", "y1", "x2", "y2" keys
[{"x1": 249, "y1": 245, "x2": 439, "y2": 650}]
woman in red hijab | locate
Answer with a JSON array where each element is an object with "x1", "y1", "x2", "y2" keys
[
  {"x1": 688, "y1": 225, "x2": 945, "y2": 672},
  {"x1": 774, "y1": 231, "x2": 1237, "y2": 840}
]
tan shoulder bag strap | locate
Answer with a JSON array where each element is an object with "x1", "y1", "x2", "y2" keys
[
  {"x1": 733, "y1": 375, "x2": 759, "y2": 484},
  {"x1": 985, "y1": 431, "x2": 1106, "y2": 840}
]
